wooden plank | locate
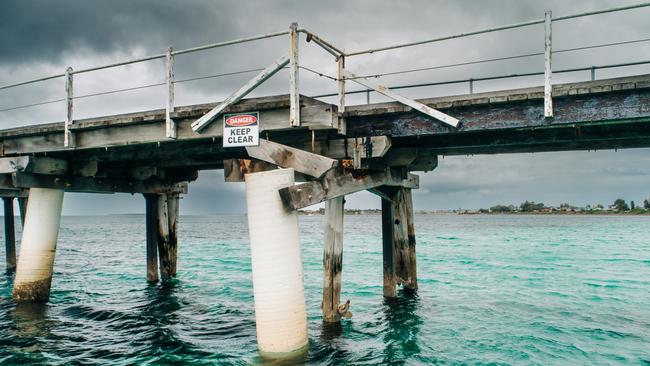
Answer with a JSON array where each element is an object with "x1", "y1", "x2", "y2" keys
[
  {"x1": 65, "y1": 66, "x2": 74, "y2": 147},
  {"x1": 294, "y1": 136, "x2": 390, "y2": 159},
  {"x1": 166, "y1": 47, "x2": 176, "y2": 139},
  {"x1": 3, "y1": 197, "x2": 16, "y2": 273},
  {"x1": 224, "y1": 159, "x2": 276, "y2": 182},
  {"x1": 157, "y1": 193, "x2": 178, "y2": 281},
  {"x1": 381, "y1": 192, "x2": 397, "y2": 298},
  {"x1": 289, "y1": 22, "x2": 300, "y2": 127},
  {"x1": 144, "y1": 194, "x2": 159, "y2": 283},
  {"x1": 0, "y1": 157, "x2": 30, "y2": 174},
  {"x1": 192, "y1": 55, "x2": 290, "y2": 132},
  {"x1": 10, "y1": 173, "x2": 189, "y2": 194},
  {"x1": 246, "y1": 139, "x2": 337, "y2": 178},
  {"x1": 279, "y1": 168, "x2": 419, "y2": 210},
  {"x1": 544, "y1": 10, "x2": 553, "y2": 118},
  {"x1": 0, "y1": 189, "x2": 28, "y2": 198},
  {"x1": 322, "y1": 196, "x2": 346, "y2": 322},
  {"x1": 342, "y1": 69, "x2": 460, "y2": 128}
]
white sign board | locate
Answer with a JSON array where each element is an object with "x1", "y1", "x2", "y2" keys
[{"x1": 223, "y1": 112, "x2": 259, "y2": 147}]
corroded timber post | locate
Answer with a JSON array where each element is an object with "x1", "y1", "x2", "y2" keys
[
  {"x1": 157, "y1": 193, "x2": 179, "y2": 281},
  {"x1": 381, "y1": 191, "x2": 397, "y2": 298},
  {"x1": 13, "y1": 188, "x2": 64, "y2": 301},
  {"x1": 245, "y1": 168, "x2": 308, "y2": 356},
  {"x1": 17, "y1": 197, "x2": 27, "y2": 228},
  {"x1": 3, "y1": 197, "x2": 16, "y2": 273},
  {"x1": 144, "y1": 193, "x2": 159, "y2": 283},
  {"x1": 403, "y1": 188, "x2": 418, "y2": 290},
  {"x1": 323, "y1": 196, "x2": 344, "y2": 322}
]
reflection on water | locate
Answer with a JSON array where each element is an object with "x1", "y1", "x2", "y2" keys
[{"x1": 382, "y1": 288, "x2": 422, "y2": 365}]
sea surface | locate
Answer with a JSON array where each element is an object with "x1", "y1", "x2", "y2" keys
[{"x1": 0, "y1": 214, "x2": 649, "y2": 365}]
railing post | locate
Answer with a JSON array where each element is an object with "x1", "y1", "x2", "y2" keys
[
  {"x1": 289, "y1": 22, "x2": 300, "y2": 127},
  {"x1": 337, "y1": 56, "x2": 346, "y2": 134},
  {"x1": 591, "y1": 66, "x2": 596, "y2": 81},
  {"x1": 64, "y1": 67, "x2": 74, "y2": 147},
  {"x1": 469, "y1": 78, "x2": 474, "y2": 94},
  {"x1": 166, "y1": 47, "x2": 177, "y2": 139},
  {"x1": 544, "y1": 10, "x2": 553, "y2": 118}
]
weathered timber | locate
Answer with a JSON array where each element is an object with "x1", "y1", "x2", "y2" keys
[
  {"x1": 403, "y1": 188, "x2": 417, "y2": 290},
  {"x1": 342, "y1": 69, "x2": 460, "y2": 128},
  {"x1": 224, "y1": 159, "x2": 277, "y2": 182},
  {"x1": 0, "y1": 189, "x2": 28, "y2": 198},
  {"x1": 0, "y1": 157, "x2": 67, "y2": 175},
  {"x1": 165, "y1": 47, "x2": 176, "y2": 139},
  {"x1": 157, "y1": 193, "x2": 179, "y2": 281},
  {"x1": 3, "y1": 197, "x2": 16, "y2": 272},
  {"x1": 0, "y1": 95, "x2": 337, "y2": 156},
  {"x1": 289, "y1": 22, "x2": 300, "y2": 127},
  {"x1": 9, "y1": 173, "x2": 189, "y2": 194},
  {"x1": 192, "y1": 55, "x2": 291, "y2": 132},
  {"x1": 144, "y1": 193, "x2": 159, "y2": 283},
  {"x1": 246, "y1": 139, "x2": 337, "y2": 178},
  {"x1": 279, "y1": 168, "x2": 419, "y2": 210},
  {"x1": 381, "y1": 193, "x2": 397, "y2": 298},
  {"x1": 17, "y1": 196, "x2": 27, "y2": 227},
  {"x1": 544, "y1": 10, "x2": 553, "y2": 118},
  {"x1": 322, "y1": 196, "x2": 344, "y2": 322},
  {"x1": 295, "y1": 136, "x2": 390, "y2": 159}
]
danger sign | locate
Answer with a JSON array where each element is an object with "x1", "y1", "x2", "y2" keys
[{"x1": 223, "y1": 112, "x2": 259, "y2": 147}]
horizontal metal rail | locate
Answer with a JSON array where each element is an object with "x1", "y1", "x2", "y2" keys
[
  {"x1": 310, "y1": 59, "x2": 650, "y2": 99},
  {"x1": 345, "y1": 2, "x2": 650, "y2": 57},
  {"x1": 0, "y1": 30, "x2": 288, "y2": 91}
]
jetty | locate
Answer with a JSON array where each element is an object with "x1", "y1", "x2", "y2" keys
[{"x1": 2, "y1": 3, "x2": 650, "y2": 357}]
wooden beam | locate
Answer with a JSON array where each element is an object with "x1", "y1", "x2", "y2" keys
[
  {"x1": 3, "y1": 197, "x2": 16, "y2": 273},
  {"x1": 144, "y1": 193, "x2": 159, "y2": 283},
  {"x1": 403, "y1": 188, "x2": 417, "y2": 290},
  {"x1": 342, "y1": 69, "x2": 460, "y2": 128},
  {"x1": 157, "y1": 193, "x2": 179, "y2": 281},
  {"x1": 9, "y1": 173, "x2": 188, "y2": 194},
  {"x1": 381, "y1": 193, "x2": 397, "y2": 298},
  {"x1": 246, "y1": 139, "x2": 337, "y2": 178},
  {"x1": 191, "y1": 55, "x2": 290, "y2": 132},
  {"x1": 323, "y1": 196, "x2": 345, "y2": 322},
  {"x1": 295, "y1": 136, "x2": 390, "y2": 159},
  {"x1": 0, "y1": 156, "x2": 67, "y2": 175},
  {"x1": 337, "y1": 56, "x2": 346, "y2": 134},
  {"x1": 17, "y1": 196, "x2": 27, "y2": 228},
  {"x1": 279, "y1": 168, "x2": 419, "y2": 210},
  {"x1": 289, "y1": 22, "x2": 300, "y2": 127},
  {"x1": 224, "y1": 158, "x2": 276, "y2": 182}
]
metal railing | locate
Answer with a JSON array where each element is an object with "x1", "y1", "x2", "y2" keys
[{"x1": 0, "y1": 2, "x2": 649, "y2": 145}]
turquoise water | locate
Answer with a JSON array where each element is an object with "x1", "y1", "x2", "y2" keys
[{"x1": 0, "y1": 214, "x2": 649, "y2": 365}]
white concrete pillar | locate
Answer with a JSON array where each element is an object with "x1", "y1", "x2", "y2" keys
[
  {"x1": 13, "y1": 188, "x2": 64, "y2": 301},
  {"x1": 245, "y1": 168, "x2": 308, "y2": 356}
]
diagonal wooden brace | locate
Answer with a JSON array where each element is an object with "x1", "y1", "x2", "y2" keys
[
  {"x1": 342, "y1": 69, "x2": 460, "y2": 128},
  {"x1": 191, "y1": 54, "x2": 290, "y2": 132},
  {"x1": 246, "y1": 139, "x2": 337, "y2": 178}
]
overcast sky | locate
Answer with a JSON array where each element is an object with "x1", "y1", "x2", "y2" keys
[{"x1": 1, "y1": 0, "x2": 650, "y2": 214}]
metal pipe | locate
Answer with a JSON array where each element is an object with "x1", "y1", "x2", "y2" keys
[
  {"x1": 303, "y1": 30, "x2": 344, "y2": 57},
  {"x1": 346, "y1": 2, "x2": 650, "y2": 57},
  {"x1": 172, "y1": 30, "x2": 288, "y2": 56},
  {"x1": 310, "y1": 59, "x2": 650, "y2": 98},
  {"x1": 74, "y1": 54, "x2": 166, "y2": 75},
  {"x1": 0, "y1": 74, "x2": 65, "y2": 91}
]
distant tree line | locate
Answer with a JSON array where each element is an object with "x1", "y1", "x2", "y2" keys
[{"x1": 482, "y1": 197, "x2": 650, "y2": 214}]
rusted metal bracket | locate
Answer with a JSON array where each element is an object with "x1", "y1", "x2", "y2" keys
[{"x1": 341, "y1": 69, "x2": 460, "y2": 128}]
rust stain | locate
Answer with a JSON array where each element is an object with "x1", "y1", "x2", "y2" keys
[{"x1": 13, "y1": 277, "x2": 53, "y2": 301}]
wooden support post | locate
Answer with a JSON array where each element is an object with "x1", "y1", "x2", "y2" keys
[
  {"x1": 17, "y1": 197, "x2": 27, "y2": 228},
  {"x1": 65, "y1": 66, "x2": 74, "y2": 147},
  {"x1": 144, "y1": 193, "x2": 159, "y2": 283},
  {"x1": 395, "y1": 188, "x2": 417, "y2": 289},
  {"x1": 289, "y1": 22, "x2": 300, "y2": 127},
  {"x1": 544, "y1": 10, "x2": 553, "y2": 118},
  {"x1": 165, "y1": 47, "x2": 176, "y2": 139},
  {"x1": 157, "y1": 193, "x2": 179, "y2": 281},
  {"x1": 3, "y1": 197, "x2": 16, "y2": 273},
  {"x1": 381, "y1": 191, "x2": 397, "y2": 298},
  {"x1": 322, "y1": 196, "x2": 344, "y2": 322}
]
